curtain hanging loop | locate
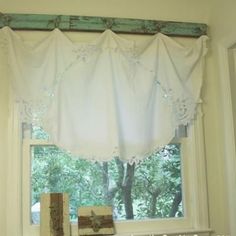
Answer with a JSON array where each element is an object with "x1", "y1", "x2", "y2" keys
[
  {"x1": 155, "y1": 22, "x2": 162, "y2": 33},
  {"x1": 102, "y1": 18, "x2": 115, "y2": 30},
  {"x1": 53, "y1": 15, "x2": 61, "y2": 28},
  {"x1": 0, "y1": 12, "x2": 12, "y2": 27}
]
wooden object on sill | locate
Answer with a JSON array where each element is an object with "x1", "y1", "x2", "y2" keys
[
  {"x1": 78, "y1": 206, "x2": 115, "y2": 235},
  {"x1": 40, "y1": 193, "x2": 70, "y2": 236}
]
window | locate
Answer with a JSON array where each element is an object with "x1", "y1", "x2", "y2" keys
[
  {"x1": 31, "y1": 140, "x2": 183, "y2": 223},
  {"x1": 1, "y1": 27, "x2": 210, "y2": 236},
  {"x1": 22, "y1": 106, "x2": 210, "y2": 236}
]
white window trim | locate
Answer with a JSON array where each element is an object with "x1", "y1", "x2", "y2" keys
[
  {"x1": 218, "y1": 39, "x2": 236, "y2": 236},
  {"x1": 21, "y1": 105, "x2": 212, "y2": 236}
]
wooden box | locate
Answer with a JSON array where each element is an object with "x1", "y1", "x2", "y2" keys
[
  {"x1": 40, "y1": 193, "x2": 70, "y2": 236},
  {"x1": 78, "y1": 206, "x2": 115, "y2": 235}
]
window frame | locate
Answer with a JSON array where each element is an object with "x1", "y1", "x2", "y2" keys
[{"x1": 21, "y1": 105, "x2": 211, "y2": 236}]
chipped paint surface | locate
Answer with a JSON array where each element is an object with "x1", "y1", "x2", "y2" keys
[{"x1": 0, "y1": 13, "x2": 207, "y2": 37}]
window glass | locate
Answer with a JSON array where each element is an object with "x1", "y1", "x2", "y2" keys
[
  {"x1": 31, "y1": 125, "x2": 49, "y2": 140},
  {"x1": 31, "y1": 140, "x2": 183, "y2": 224}
]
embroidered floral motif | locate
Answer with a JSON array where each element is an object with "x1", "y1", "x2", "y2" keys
[{"x1": 172, "y1": 96, "x2": 196, "y2": 126}]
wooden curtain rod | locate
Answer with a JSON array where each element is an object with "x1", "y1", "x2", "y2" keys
[{"x1": 0, "y1": 13, "x2": 207, "y2": 37}]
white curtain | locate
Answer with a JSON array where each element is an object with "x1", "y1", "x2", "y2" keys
[{"x1": 0, "y1": 26, "x2": 208, "y2": 163}]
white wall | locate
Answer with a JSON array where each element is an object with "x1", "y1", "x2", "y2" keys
[
  {"x1": 0, "y1": 0, "x2": 234, "y2": 235},
  {"x1": 0, "y1": 0, "x2": 209, "y2": 22},
  {"x1": 0, "y1": 51, "x2": 9, "y2": 236},
  {"x1": 206, "y1": 1, "x2": 236, "y2": 235}
]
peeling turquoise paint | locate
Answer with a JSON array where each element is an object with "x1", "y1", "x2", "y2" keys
[{"x1": 0, "y1": 13, "x2": 207, "y2": 37}]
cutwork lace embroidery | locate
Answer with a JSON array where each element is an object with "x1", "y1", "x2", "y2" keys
[
  {"x1": 172, "y1": 96, "x2": 196, "y2": 126},
  {"x1": 1, "y1": 27, "x2": 208, "y2": 163}
]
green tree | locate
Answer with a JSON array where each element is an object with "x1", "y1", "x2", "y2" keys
[{"x1": 31, "y1": 126, "x2": 183, "y2": 222}]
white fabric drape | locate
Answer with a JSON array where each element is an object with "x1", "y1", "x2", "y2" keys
[{"x1": 0, "y1": 26, "x2": 208, "y2": 163}]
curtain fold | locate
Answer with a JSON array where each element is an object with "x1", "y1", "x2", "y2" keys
[{"x1": 0, "y1": 26, "x2": 208, "y2": 163}]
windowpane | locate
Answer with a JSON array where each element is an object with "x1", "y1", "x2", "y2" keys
[
  {"x1": 31, "y1": 144, "x2": 183, "y2": 224},
  {"x1": 31, "y1": 125, "x2": 49, "y2": 140}
]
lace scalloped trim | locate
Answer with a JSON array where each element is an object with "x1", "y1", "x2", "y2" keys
[
  {"x1": 45, "y1": 101, "x2": 200, "y2": 165},
  {"x1": 46, "y1": 132, "x2": 176, "y2": 165},
  {"x1": 17, "y1": 90, "x2": 199, "y2": 164},
  {"x1": 17, "y1": 95, "x2": 55, "y2": 126},
  {"x1": 172, "y1": 96, "x2": 196, "y2": 126}
]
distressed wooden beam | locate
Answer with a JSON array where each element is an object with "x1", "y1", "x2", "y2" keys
[{"x1": 0, "y1": 13, "x2": 207, "y2": 37}]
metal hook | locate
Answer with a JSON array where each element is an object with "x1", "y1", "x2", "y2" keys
[
  {"x1": 0, "y1": 12, "x2": 11, "y2": 26},
  {"x1": 156, "y1": 22, "x2": 162, "y2": 33},
  {"x1": 54, "y1": 15, "x2": 61, "y2": 28},
  {"x1": 102, "y1": 18, "x2": 114, "y2": 30}
]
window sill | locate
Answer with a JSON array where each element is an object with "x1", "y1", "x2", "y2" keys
[
  {"x1": 70, "y1": 225, "x2": 213, "y2": 236},
  {"x1": 115, "y1": 228, "x2": 213, "y2": 236}
]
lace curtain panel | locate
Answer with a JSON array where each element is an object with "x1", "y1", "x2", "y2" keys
[{"x1": 0, "y1": 26, "x2": 208, "y2": 163}]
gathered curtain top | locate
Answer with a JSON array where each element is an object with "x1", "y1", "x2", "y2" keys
[{"x1": 0, "y1": 26, "x2": 208, "y2": 163}]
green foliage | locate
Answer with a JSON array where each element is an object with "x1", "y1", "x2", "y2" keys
[{"x1": 31, "y1": 127, "x2": 183, "y2": 222}]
